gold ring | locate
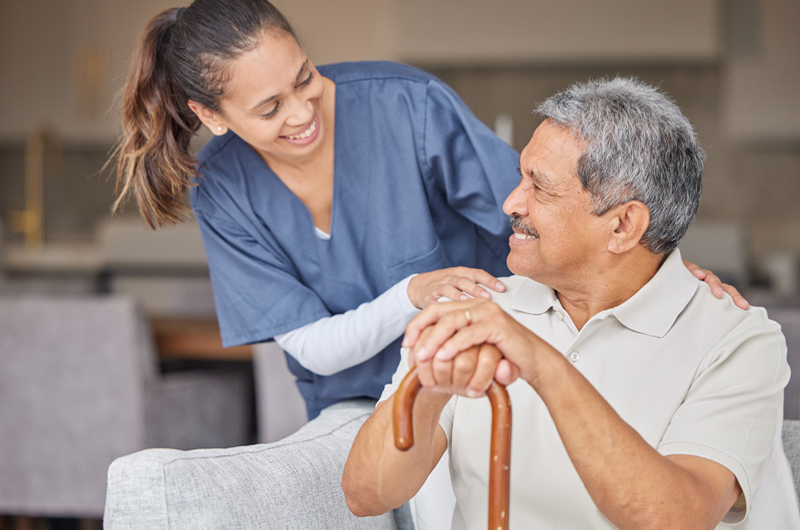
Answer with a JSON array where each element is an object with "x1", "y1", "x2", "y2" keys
[{"x1": 464, "y1": 309, "x2": 473, "y2": 325}]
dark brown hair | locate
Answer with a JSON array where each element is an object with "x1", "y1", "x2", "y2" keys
[{"x1": 112, "y1": 0, "x2": 295, "y2": 228}]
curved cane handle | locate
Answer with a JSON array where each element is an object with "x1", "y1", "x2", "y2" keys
[{"x1": 392, "y1": 367, "x2": 512, "y2": 530}]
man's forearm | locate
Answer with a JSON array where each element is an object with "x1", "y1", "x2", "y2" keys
[
  {"x1": 342, "y1": 390, "x2": 450, "y2": 517},
  {"x1": 532, "y1": 350, "x2": 739, "y2": 530}
]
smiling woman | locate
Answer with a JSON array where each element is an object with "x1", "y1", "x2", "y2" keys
[{"x1": 112, "y1": 0, "x2": 522, "y2": 423}]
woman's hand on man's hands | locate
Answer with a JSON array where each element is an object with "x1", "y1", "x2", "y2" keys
[{"x1": 407, "y1": 267, "x2": 506, "y2": 309}]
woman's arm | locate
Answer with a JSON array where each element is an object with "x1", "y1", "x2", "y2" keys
[
  {"x1": 275, "y1": 275, "x2": 420, "y2": 375},
  {"x1": 276, "y1": 268, "x2": 507, "y2": 375}
]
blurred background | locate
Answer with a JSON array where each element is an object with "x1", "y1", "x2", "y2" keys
[{"x1": 0, "y1": 0, "x2": 798, "y2": 528}]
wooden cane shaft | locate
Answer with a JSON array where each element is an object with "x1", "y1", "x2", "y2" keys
[
  {"x1": 392, "y1": 367, "x2": 512, "y2": 530},
  {"x1": 486, "y1": 382, "x2": 512, "y2": 530}
]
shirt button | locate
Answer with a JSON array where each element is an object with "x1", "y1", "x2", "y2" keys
[
  {"x1": 555, "y1": 311, "x2": 564, "y2": 321},
  {"x1": 568, "y1": 351, "x2": 580, "y2": 363}
]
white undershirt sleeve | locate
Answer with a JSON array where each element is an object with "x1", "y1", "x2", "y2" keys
[{"x1": 274, "y1": 274, "x2": 421, "y2": 376}]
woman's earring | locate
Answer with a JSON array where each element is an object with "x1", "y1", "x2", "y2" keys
[{"x1": 217, "y1": 126, "x2": 223, "y2": 132}]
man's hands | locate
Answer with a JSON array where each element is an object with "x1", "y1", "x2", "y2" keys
[
  {"x1": 404, "y1": 299, "x2": 552, "y2": 394},
  {"x1": 407, "y1": 267, "x2": 506, "y2": 309}
]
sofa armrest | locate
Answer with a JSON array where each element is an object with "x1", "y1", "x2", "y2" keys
[
  {"x1": 105, "y1": 399, "x2": 411, "y2": 530},
  {"x1": 784, "y1": 419, "x2": 800, "y2": 505}
]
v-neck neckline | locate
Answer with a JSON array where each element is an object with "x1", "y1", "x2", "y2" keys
[{"x1": 251, "y1": 78, "x2": 339, "y2": 240}]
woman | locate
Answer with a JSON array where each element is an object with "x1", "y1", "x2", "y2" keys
[{"x1": 114, "y1": 0, "x2": 744, "y2": 420}]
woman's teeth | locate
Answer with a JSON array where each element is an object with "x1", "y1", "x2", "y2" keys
[
  {"x1": 514, "y1": 232, "x2": 538, "y2": 240},
  {"x1": 286, "y1": 120, "x2": 316, "y2": 140}
]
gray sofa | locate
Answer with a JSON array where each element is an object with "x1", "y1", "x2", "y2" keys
[
  {"x1": 104, "y1": 398, "x2": 800, "y2": 529},
  {"x1": 104, "y1": 399, "x2": 413, "y2": 529}
]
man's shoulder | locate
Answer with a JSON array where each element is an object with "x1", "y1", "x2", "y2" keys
[
  {"x1": 689, "y1": 282, "x2": 780, "y2": 334},
  {"x1": 675, "y1": 283, "x2": 785, "y2": 361}
]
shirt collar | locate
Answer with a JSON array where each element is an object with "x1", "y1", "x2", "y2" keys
[
  {"x1": 508, "y1": 249, "x2": 698, "y2": 338},
  {"x1": 510, "y1": 277, "x2": 557, "y2": 315},
  {"x1": 610, "y1": 249, "x2": 698, "y2": 338}
]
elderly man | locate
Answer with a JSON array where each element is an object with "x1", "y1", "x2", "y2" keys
[{"x1": 342, "y1": 78, "x2": 799, "y2": 529}]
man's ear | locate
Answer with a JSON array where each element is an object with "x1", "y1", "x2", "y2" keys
[
  {"x1": 607, "y1": 201, "x2": 650, "y2": 254},
  {"x1": 187, "y1": 100, "x2": 229, "y2": 136}
]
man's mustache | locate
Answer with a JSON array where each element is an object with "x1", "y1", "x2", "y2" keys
[{"x1": 509, "y1": 215, "x2": 539, "y2": 238}]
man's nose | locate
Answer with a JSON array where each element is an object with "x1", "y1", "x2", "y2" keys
[{"x1": 502, "y1": 186, "x2": 527, "y2": 217}]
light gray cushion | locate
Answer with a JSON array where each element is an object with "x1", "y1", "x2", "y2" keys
[
  {"x1": 783, "y1": 419, "x2": 800, "y2": 505},
  {"x1": 105, "y1": 399, "x2": 410, "y2": 530}
]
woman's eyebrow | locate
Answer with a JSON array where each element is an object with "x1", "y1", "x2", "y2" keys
[{"x1": 250, "y1": 59, "x2": 309, "y2": 112}]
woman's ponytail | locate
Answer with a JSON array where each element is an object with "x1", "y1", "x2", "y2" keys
[
  {"x1": 113, "y1": 7, "x2": 200, "y2": 229},
  {"x1": 113, "y1": 1, "x2": 297, "y2": 228}
]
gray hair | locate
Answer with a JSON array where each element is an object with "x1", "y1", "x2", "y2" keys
[{"x1": 536, "y1": 77, "x2": 704, "y2": 254}]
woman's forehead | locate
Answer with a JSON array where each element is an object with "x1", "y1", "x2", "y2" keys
[{"x1": 223, "y1": 31, "x2": 307, "y2": 109}]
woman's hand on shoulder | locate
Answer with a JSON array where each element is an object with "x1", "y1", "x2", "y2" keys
[
  {"x1": 683, "y1": 259, "x2": 749, "y2": 310},
  {"x1": 407, "y1": 267, "x2": 506, "y2": 309}
]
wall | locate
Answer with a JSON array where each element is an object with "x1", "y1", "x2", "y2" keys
[
  {"x1": 392, "y1": 0, "x2": 720, "y2": 65},
  {"x1": 724, "y1": 0, "x2": 800, "y2": 143},
  {"x1": 0, "y1": 0, "x2": 725, "y2": 143},
  {"x1": 0, "y1": 0, "x2": 392, "y2": 143},
  {"x1": 0, "y1": 0, "x2": 798, "y2": 273},
  {"x1": 0, "y1": 0, "x2": 179, "y2": 143},
  {"x1": 720, "y1": 0, "x2": 800, "y2": 258}
]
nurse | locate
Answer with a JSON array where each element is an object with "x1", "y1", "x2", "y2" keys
[{"x1": 114, "y1": 0, "x2": 745, "y2": 419}]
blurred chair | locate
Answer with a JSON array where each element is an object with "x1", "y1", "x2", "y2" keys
[
  {"x1": 0, "y1": 218, "x2": 4, "y2": 278},
  {"x1": 766, "y1": 308, "x2": 800, "y2": 420},
  {"x1": 0, "y1": 296, "x2": 251, "y2": 518},
  {"x1": 252, "y1": 342, "x2": 308, "y2": 443},
  {"x1": 679, "y1": 221, "x2": 749, "y2": 288}
]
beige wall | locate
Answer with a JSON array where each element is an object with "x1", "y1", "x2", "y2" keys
[
  {"x1": 0, "y1": 0, "x2": 727, "y2": 143},
  {"x1": 0, "y1": 0, "x2": 395, "y2": 142},
  {"x1": 0, "y1": 0, "x2": 798, "y2": 265},
  {"x1": 392, "y1": 0, "x2": 721, "y2": 65},
  {"x1": 2, "y1": 0, "x2": 797, "y2": 144},
  {"x1": 0, "y1": 0, "x2": 178, "y2": 142},
  {"x1": 273, "y1": 0, "x2": 392, "y2": 65},
  {"x1": 724, "y1": 0, "x2": 800, "y2": 143}
]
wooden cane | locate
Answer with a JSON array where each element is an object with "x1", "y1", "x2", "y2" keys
[{"x1": 393, "y1": 366, "x2": 512, "y2": 530}]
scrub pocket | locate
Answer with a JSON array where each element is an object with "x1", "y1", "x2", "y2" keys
[{"x1": 387, "y1": 239, "x2": 450, "y2": 285}]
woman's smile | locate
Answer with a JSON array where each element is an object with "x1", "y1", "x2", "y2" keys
[{"x1": 281, "y1": 113, "x2": 320, "y2": 145}]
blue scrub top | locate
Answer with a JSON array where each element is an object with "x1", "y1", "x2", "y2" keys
[{"x1": 191, "y1": 61, "x2": 519, "y2": 418}]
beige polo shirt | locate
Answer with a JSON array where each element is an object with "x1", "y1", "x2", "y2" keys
[{"x1": 382, "y1": 250, "x2": 798, "y2": 529}]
